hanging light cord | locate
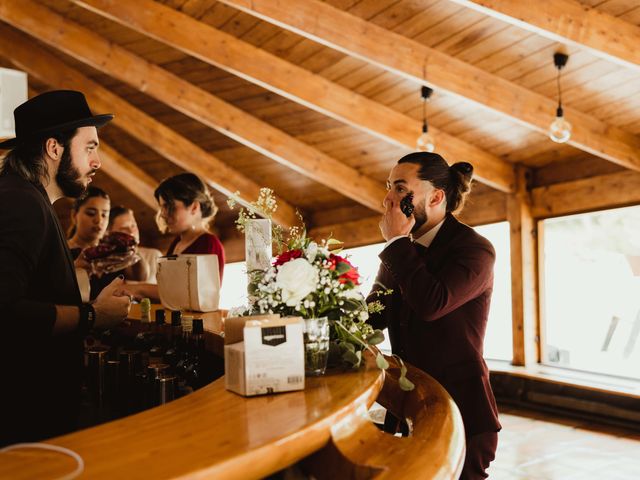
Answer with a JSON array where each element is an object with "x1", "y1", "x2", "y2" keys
[
  {"x1": 422, "y1": 91, "x2": 427, "y2": 131},
  {"x1": 0, "y1": 443, "x2": 85, "y2": 480},
  {"x1": 556, "y1": 67, "x2": 563, "y2": 110}
]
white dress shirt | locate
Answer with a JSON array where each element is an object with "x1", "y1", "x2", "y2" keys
[{"x1": 383, "y1": 217, "x2": 446, "y2": 250}]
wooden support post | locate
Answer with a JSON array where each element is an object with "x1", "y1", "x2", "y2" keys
[{"x1": 507, "y1": 166, "x2": 539, "y2": 366}]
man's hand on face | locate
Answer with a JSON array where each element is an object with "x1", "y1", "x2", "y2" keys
[{"x1": 380, "y1": 197, "x2": 415, "y2": 241}]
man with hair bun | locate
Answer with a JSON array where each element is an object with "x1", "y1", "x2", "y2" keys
[{"x1": 368, "y1": 152, "x2": 501, "y2": 479}]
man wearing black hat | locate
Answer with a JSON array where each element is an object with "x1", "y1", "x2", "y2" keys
[{"x1": 0, "y1": 90, "x2": 131, "y2": 445}]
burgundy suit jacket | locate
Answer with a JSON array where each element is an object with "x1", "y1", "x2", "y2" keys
[{"x1": 368, "y1": 213, "x2": 501, "y2": 437}]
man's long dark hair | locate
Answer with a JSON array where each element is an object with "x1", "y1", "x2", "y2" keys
[
  {"x1": 398, "y1": 152, "x2": 474, "y2": 214},
  {"x1": 0, "y1": 129, "x2": 77, "y2": 185}
]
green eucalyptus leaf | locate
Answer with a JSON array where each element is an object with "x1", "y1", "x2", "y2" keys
[
  {"x1": 399, "y1": 375, "x2": 415, "y2": 391},
  {"x1": 342, "y1": 342, "x2": 356, "y2": 353},
  {"x1": 376, "y1": 353, "x2": 389, "y2": 370},
  {"x1": 366, "y1": 330, "x2": 385, "y2": 346},
  {"x1": 342, "y1": 349, "x2": 360, "y2": 366}
]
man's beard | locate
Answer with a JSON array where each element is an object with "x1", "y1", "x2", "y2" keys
[
  {"x1": 56, "y1": 148, "x2": 87, "y2": 198},
  {"x1": 411, "y1": 197, "x2": 427, "y2": 233}
]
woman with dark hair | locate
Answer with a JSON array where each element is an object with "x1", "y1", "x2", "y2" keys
[
  {"x1": 67, "y1": 186, "x2": 110, "y2": 256},
  {"x1": 367, "y1": 152, "x2": 501, "y2": 480},
  {"x1": 154, "y1": 173, "x2": 225, "y2": 280},
  {"x1": 69, "y1": 188, "x2": 146, "y2": 299},
  {"x1": 125, "y1": 173, "x2": 225, "y2": 302}
]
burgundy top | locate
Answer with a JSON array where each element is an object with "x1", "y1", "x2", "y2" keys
[{"x1": 167, "y1": 233, "x2": 225, "y2": 283}]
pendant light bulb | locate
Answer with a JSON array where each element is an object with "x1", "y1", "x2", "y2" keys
[
  {"x1": 549, "y1": 107, "x2": 572, "y2": 144},
  {"x1": 417, "y1": 123, "x2": 435, "y2": 152}
]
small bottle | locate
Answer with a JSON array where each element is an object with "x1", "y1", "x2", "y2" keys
[
  {"x1": 186, "y1": 319, "x2": 206, "y2": 390},
  {"x1": 176, "y1": 316, "x2": 194, "y2": 377},
  {"x1": 164, "y1": 311, "x2": 183, "y2": 370},
  {"x1": 140, "y1": 298, "x2": 151, "y2": 323},
  {"x1": 148, "y1": 309, "x2": 167, "y2": 364},
  {"x1": 154, "y1": 309, "x2": 166, "y2": 333}
]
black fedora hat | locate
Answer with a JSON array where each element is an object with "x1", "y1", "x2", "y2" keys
[{"x1": 0, "y1": 90, "x2": 113, "y2": 149}]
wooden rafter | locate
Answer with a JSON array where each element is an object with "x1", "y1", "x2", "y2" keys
[
  {"x1": 99, "y1": 143, "x2": 158, "y2": 211},
  {"x1": 0, "y1": 24, "x2": 299, "y2": 227},
  {"x1": 532, "y1": 170, "x2": 640, "y2": 219},
  {"x1": 73, "y1": 0, "x2": 516, "y2": 193},
  {"x1": 0, "y1": 0, "x2": 386, "y2": 214},
  {"x1": 449, "y1": 0, "x2": 640, "y2": 72},
  {"x1": 218, "y1": 0, "x2": 640, "y2": 173}
]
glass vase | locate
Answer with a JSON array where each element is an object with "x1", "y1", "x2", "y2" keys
[{"x1": 303, "y1": 317, "x2": 330, "y2": 376}]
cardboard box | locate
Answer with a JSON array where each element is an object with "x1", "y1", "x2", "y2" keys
[{"x1": 224, "y1": 315, "x2": 305, "y2": 396}]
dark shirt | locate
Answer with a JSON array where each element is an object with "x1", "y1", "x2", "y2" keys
[
  {"x1": 367, "y1": 214, "x2": 501, "y2": 437},
  {"x1": 0, "y1": 172, "x2": 83, "y2": 446},
  {"x1": 166, "y1": 233, "x2": 226, "y2": 283}
]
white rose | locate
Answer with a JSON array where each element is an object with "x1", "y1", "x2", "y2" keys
[{"x1": 276, "y1": 258, "x2": 318, "y2": 307}]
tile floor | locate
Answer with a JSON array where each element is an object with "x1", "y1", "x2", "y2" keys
[{"x1": 488, "y1": 406, "x2": 640, "y2": 479}]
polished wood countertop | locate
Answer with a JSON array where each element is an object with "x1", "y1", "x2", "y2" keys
[{"x1": 0, "y1": 306, "x2": 465, "y2": 479}]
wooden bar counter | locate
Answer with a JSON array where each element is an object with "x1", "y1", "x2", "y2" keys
[{"x1": 0, "y1": 307, "x2": 465, "y2": 479}]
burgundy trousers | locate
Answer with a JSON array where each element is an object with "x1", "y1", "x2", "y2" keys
[{"x1": 459, "y1": 431, "x2": 498, "y2": 479}]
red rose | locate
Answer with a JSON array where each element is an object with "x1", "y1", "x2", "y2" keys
[
  {"x1": 329, "y1": 254, "x2": 360, "y2": 285},
  {"x1": 273, "y1": 249, "x2": 303, "y2": 266}
]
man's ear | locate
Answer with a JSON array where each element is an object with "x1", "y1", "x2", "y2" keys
[
  {"x1": 44, "y1": 137, "x2": 62, "y2": 161},
  {"x1": 429, "y1": 188, "x2": 446, "y2": 208}
]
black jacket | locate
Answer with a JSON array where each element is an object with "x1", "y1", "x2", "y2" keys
[{"x1": 0, "y1": 172, "x2": 83, "y2": 445}]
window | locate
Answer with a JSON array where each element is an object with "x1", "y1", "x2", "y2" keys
[
  {"x1": 219, "y1": 262, "x2": 248, "y2": 311},
  {"x1": 475, "y1": 222, "x2": 512, "y2": 361},
  {"x1": 541, "y1": 206, "x2": 640, "y2": 380}
]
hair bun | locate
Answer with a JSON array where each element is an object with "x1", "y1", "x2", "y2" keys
[{"x1": 451, "y1": 162, "x2": 473, "y2": 175}]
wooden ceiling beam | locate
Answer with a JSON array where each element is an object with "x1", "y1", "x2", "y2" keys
[
  {"x1": 218, "y1": 0, "x2": 640, "y2": 172},
  {"x1": 0, "y1": 25, "x2": 299, "y2": 227},
  {"x1": 531, "y1": 170, "x2": 640, "y2": 219},
  {"x1": 0, "y1": 0, "x2": 386, "y2": 214},
  {"x1": 73, "y1": 0, "x2": 516, "y2": 193},
  {"x1": 448, "y1": 0, "x2": 640, "y2": 72},
  {"x1": 99, "y1": 142, "x2": 158, "y2": 211}
]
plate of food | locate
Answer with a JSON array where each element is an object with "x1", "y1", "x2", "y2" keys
[{"x1": 83, "y1": 232, "x2": 140, "y2": 276}]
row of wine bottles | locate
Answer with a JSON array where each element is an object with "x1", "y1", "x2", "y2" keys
[{"x1": 83, "y1": 309, "x2": 224, "y2": 422}]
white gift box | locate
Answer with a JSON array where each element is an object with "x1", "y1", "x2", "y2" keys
[{"x1": 224, "y1": 315, "x2": 304, "y2": 396}]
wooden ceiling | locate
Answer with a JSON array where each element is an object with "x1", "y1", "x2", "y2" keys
[{"x1": 1, "y1": 0, "x2": 639, "y2": 258}]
